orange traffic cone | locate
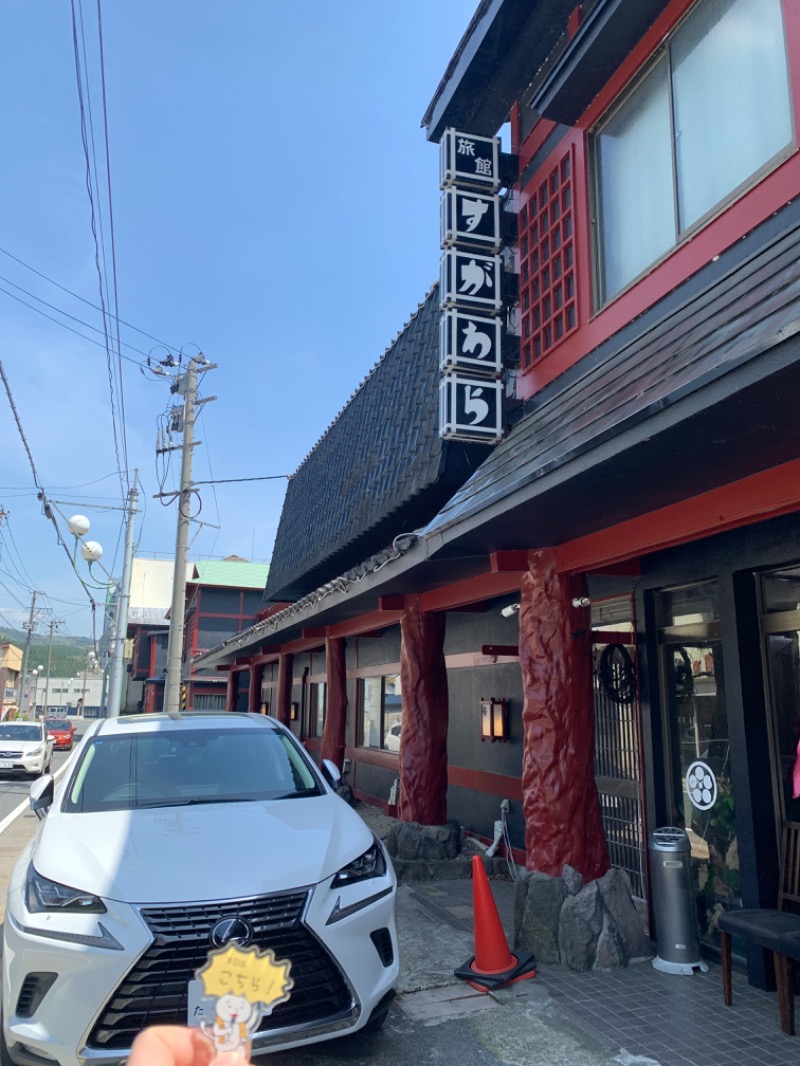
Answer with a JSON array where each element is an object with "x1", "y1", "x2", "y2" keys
[{"x1": 454, "y1": 856, "x2": 536, "y2": 992}]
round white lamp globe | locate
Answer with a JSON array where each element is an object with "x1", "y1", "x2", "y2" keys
[
  {"x1": 81, "y1": 541, "x2": 104, "y2": 563},
  {"x1": 68, "y1": 515, "x2": 91, "y2": 537}
]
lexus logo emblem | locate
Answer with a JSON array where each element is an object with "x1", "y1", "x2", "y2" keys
[{"x1": 210, "y1": 916, "x2": 254, "y2": 948}]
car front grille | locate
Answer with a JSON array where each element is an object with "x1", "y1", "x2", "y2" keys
[
  {"x1": 0, "y1": 751, "x2": 25, "y2": 759},
  {"x1": 87, "y1": 890, "x2": 353, "y2": 1051}
]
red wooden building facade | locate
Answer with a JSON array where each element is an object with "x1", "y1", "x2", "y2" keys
[{"x1": 197, "y1": 0, "x2": 800, "y2": 987}]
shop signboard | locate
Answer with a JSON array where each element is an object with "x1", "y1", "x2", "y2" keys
[
  {"x1": 440, "y1": 188, "x2": 501, "y2": 251},
  {"x1": 440, "y1": 129, "x2": 501, "y2": 192},
  {"x1": 440, "y1": 310, "x2": 502, "y2": 375},
  {"x1": 439, "y1": 373, "x2": 503, "y2": 442},
  {"x1": 440, "y1": 250, "x2": 502, "y2": 313}
]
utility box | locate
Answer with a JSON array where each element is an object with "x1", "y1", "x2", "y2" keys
[{"x1": 649, "y1": 827, "x2": 709, "y2": 975}]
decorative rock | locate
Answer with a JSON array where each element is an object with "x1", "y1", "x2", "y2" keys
[
  {"x1": 597, "y1": 866, "x2": 652, "y2": 960},
  {"x1": 514, "y1": 871, "x2": 566, "y2": 963},
  {"x1": 562, "y1": 864, "x2": 584, "y2": 895},
  {"x1": 594, "y1": 911, "x2": 626, "y2": 971},
  {"x1": 384, "y1": 820, "x2": 462, "y2": 861},
  {"x1": 559, "y1": 882, "x2": 603, "y2": 971}
]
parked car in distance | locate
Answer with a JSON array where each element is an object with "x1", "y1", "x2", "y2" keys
[
  {"x1": 0, "y1": 721, "x2": 53, "y2": 776},
  {"x1": 45, "y1": 717, "x2": 75, "y2": 751},
  {"x1": 2, "y1": 712, "x2": 398, "y2": 1066}
]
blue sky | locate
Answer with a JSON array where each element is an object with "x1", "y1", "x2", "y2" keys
[{"x1": 0, "y1": 1, "x2": 478, "y2": 640}]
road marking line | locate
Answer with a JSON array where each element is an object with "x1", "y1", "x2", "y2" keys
[{"x1": 0, "y1": 760, "x2": 72, "y2": 836}]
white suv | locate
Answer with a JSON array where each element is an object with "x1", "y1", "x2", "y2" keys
[{"x1": 2, "y1": 713, "x2": 398, "y2": 1065}]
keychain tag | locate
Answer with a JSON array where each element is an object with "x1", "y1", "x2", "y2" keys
[{"x1": 194, "y1": 944, "x2": 293, "y2": 1058}]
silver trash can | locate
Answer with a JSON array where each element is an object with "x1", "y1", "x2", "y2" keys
[{"x1": 649, "y1": 827, "x2": 709, "y2": 975}]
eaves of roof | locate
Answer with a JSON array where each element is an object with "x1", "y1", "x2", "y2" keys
[{"x1": 196, "y1": 206, "x2": 800, "y2": 669}]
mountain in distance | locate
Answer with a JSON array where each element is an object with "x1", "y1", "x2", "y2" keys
[{"x1": 0, "y1": 628, "x2": 99, "y2": 679}]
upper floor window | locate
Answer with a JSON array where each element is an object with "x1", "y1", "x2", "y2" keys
[{"x1": 593, "y1": 0, "x2": 793, "y2": 305}]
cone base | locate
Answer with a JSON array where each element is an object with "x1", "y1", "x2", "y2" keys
[{"x1": 454, "y1": 950, "x2": 537, "y2": 991}]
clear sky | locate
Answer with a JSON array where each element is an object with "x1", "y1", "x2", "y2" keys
[{"x1": 0, "y1": 0, "x2": 478, "y2": 641}]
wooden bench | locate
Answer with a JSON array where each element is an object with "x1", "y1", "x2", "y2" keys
[{"x1": 719, "y1": 821, "x2": 800, "y2": 1035}]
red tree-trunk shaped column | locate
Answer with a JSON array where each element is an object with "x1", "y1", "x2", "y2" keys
[
  {"x1": 276, "y1": 652, "x2": 293, "y2": 728},
  {"x1": 519, "y1": 548, "x2": 609, "y2": 881},
  {"x1": 321, "y1": 636, "x2": 347, "y2": 769},
  {"x1": 398, "y1": 597, "x2": 449, "y2": 825},
  {"x1": 225, "y1": 670, "x2": 236, "y2": 713},
  {"x1": 247, "y1": 663, "x2": 263, "y2": 714}
]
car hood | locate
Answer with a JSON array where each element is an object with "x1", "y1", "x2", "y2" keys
[
  {"x1": 0, "y1": 740, "x2": 43, "y2": 753},
  {"x1": 35, "y1": 797, "x2": 374, "y2": 904}
]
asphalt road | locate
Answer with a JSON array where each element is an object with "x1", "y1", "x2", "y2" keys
[{"x1": 0, "y1": 718, "x2": 92, "y2": 825}]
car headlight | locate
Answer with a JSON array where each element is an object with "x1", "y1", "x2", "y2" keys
[
  {"x1": 331, "y1": 839, "x2": 386, "y2": 887},
  {"x1": 25, "y1": 864, "x2": 106, "y2": 914},
  {"x1": 28, "y1": 747, "x2": 43, "y2": 757}
]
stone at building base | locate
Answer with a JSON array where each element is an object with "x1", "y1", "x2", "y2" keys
[
  {"x1": 514, "y1": 865, "x2": 653, "y2": 971},
  {"x1": 381, "y1": 817, "x2": 510, "y2": 883}
]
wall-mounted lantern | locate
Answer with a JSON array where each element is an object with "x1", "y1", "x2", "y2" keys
[
  {"x1": 290, "y1": 701, "x2": 299, "y2": 721},
  {"x1": 480, "y1": 696, "x2": 508, "y2": 742}
]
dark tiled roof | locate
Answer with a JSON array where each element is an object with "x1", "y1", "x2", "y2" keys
[
  {"x1": 423, "y1": 209, "x2": 800, "y2": 546},
  {"x1": 264, "y1": 285, "x2": 489, "y2": 603}
]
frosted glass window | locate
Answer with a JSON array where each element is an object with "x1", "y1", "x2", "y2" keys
[
  {"x1": 672, "y1": 0, "x2": 792, "y2": 228},
  {"x1": 596, "y1": 57, "x2": 675, "y2": 303},
  {"x1": 593, "y1": 0, "x2": 792, "y2": 305}
]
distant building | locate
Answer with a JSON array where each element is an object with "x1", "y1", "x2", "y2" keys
[{"x1": 0, "y1": 644, "x2": 22, "y2": 715}]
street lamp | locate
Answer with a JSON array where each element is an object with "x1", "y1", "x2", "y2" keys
[{"x1": 80, "y1": 650, "x2": 97, "y2": 717}]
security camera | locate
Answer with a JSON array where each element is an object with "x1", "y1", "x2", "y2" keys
[
  {"x1": 571, "y1": 597, "x2": 591, "y2": 608},
  {"x1": 501, "y1": 603, "x2": 520, "y2": 618}
]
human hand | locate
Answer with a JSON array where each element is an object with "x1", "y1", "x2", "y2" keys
[{"x1": 128, "y1": 1025, "x2": 251, "y2": 1066}]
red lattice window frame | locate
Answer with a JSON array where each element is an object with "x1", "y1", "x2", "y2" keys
[{"x1": 519, "y1": 146, "x2": 578, "y2": 370}]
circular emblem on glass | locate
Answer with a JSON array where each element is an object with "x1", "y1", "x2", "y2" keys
[
  {"x1": 210, "y1": 916, "x2": 254, "y2": 948},
  {"x1": 685, "y1": 760, "x2": 717, "y2": 811}
]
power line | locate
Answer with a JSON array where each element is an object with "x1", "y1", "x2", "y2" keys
[
  {"x1": 0, "y1": 274, "x2": 153, "y2": 360},
  {"x1": 0, "y1": 244, "x2": 178, "y2": 353},
  {"x1": 69, "y1": 0, "x2": 127, "y2": 499},
  {"x1": 0, "y1": 281, "x2": 152, "y2": 364}
]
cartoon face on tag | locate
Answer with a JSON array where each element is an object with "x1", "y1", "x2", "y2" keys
[{"x1": 195, "y1": 944, "x2": 293, "y2": 1057}]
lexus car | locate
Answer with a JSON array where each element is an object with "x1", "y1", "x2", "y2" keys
[
  {"x1": 0, "y1": 721, "x2": 54, "y2": 777},
  {"x1": 2, "y1": 713, "x2": 398, "y2": 1065}
]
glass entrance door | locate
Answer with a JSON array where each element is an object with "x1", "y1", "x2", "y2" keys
[
  {"x1": 761, "y1": 566, "x2": 800, "y2": 826},
  {"x1": 657, "y1": 582, "x2": 740, "y2": 950}
]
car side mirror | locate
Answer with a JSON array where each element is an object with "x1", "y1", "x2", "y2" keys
[
  {"x1": 30, "y1": 774, "x2": 54, "y2": 821},
  {"x1": 321, "y1": 759, "x2": 342, "y2": 789}
]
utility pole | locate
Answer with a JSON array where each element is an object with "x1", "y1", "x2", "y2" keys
[
  {"x1": 105, "y1": 472, "x2": 139, "y2": 718},
  {"x1": 19, "y1": 591, "x2": 38, "y2": 717},
  {"x1": 41, "y1": 617, "x2": 62, "y2": 716},
  {"x1": 161, "y1": 356, "x2": 216, "y2": 717}
]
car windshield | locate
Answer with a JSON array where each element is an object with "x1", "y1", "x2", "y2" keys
[
  {"x1": 64, "y1": 726, "x2": 324, "y2": 813},
  {"x1": 0, "y1": 725, "x2": 41, "y2": 742},
  {"x1": 46, "y1": 720, "x2": 70, "y2": 730}
]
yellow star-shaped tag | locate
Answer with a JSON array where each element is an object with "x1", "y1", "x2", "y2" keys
[{"x1": 197, "y1": 944, "x2": 293, "y2": 1010}]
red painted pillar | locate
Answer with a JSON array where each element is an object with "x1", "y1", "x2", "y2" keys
[
  {"x1": 225, "y1": 670, "x2": 236, "y2": 712},
  {"x1": 276, "y1": 652, "x2": 293, "y2": 727},
  {"x1": 247, "y1": 663, "x2": 263, "y2": 714},
  {"x1": 518, "y1": 548, "x2": 609, "y2": 881},
  {"x1": 321, "y1": 636, "x2": 347, "y2": 769},
  {"x1": 398, "y1": 596, "x2": 448, "y2": 826}
]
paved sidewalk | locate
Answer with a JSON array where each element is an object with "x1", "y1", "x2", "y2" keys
[{"x1": 0, "y1": 799, "x2": 793, "y2": 1066}]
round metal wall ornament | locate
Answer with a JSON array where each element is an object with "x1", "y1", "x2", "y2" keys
[{"x1": 685, "y1": 760, "x2": 718, "y2": 811}]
